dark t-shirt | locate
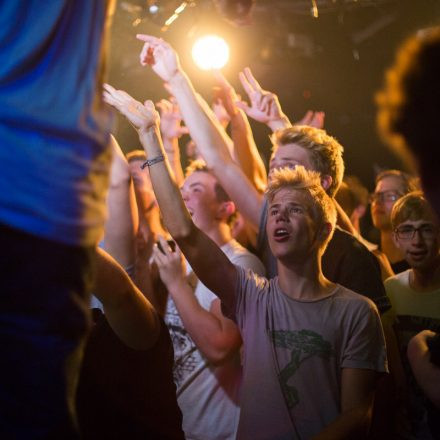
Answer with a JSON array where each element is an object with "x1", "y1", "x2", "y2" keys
[
  {"x1": 76, "y1": 310, "x2": 184, "y2": 440},
  {"x1": 257, "y1": 200, "x2": 391, "y2": 314}
]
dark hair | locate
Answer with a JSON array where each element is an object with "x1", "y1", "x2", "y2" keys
[{"x1": 377, "y1": 27, "x2": 440, "y2": 166}]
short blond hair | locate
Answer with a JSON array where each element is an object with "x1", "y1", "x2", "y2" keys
[
  {"x1": 271, "y1": 125, "x2": 344, "y2": 197},
  {"x1": 266, "y1": 166, "x2": 337, "y2": 249}
]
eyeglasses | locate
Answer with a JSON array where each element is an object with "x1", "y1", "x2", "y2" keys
[
  {"x1": 369, "y1": 190, "x2": 402, "y2": 204},
  {"x1": 394, "y1": 224, "x2": 438, "y2": 240}
]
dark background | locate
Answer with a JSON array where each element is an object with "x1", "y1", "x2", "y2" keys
[{"x1": 108, "y1": 0, "x2": 440, "y2": 191}]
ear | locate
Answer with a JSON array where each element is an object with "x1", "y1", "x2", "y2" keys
[
  {"x1": 392, "y1": 230, "x2": 402, "y2": 249},
  {"x1": 318, "y1": 222, "x2": 333, "y2": 244},
  {"x1": 320, "y1": 175, "x2": 333, "y2": 193},
  {"x1": 217, "y1": 200, "x2": 236, "y2": 221}
]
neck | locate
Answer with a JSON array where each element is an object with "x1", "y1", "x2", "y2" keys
[
  {"x1": 381, "y1": 230, "x2": 403, "y2": 263},
  {"x1": 277, "y1": 252, "x2": 334, "y2": 300},
  {"x1": 205, "y1": 222, "x2": 232, "y2": 247},
  {"x1": 410, "y1": 258, "x2": 440, "y2": 291}
]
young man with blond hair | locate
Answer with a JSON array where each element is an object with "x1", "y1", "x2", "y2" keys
[{"x1": 104, "y1": 77, "x2": 387, "y2": 438}]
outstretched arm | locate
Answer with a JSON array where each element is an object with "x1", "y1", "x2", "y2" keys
[
  {"x1": 136, "y1": 35, "x2": 264, "y2": 231},
  {"x1": 103, "y1": 84, "x2": 239, "y2": 312},
  {"x1": 93, "y1": 247, "x2": 160, "y2": 350},
  {"x1": 213, "y1": 70, "x2": 267, "y2": 193},
  {"x1": 103, "y1": 135, "x2": 138, "y2": 268},
  {"x1": 156, "y1": 97, "x2": 187, "y2": 186},
  {"x1": 236, "y1": 67, "x2": 291, "y2": 132}
]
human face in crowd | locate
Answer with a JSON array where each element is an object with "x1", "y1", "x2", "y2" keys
[
  {"x1": 269, "y1": 144, "x2": 315, "y2": 178},
  {"x1": 371, "y1": 176, "x2": 406, "y2": 231},
  {"x1": 266, "y1": 187, "x2": 321, "y2": 262},
  {"x1": 181, "y1": 171, "x2": 223, "y2": 232},
  {"x1": 394, "y1": 216, "x2": 440, "y2": 271}
]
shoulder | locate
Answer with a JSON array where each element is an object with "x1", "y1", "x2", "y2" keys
[
  {"x1": 333, "y1": 285, "x2": 380, "y2": 315},
  {"x1": 384, "y1": 270, "x2": 410, "y2": 293},
  {"x1": 235, "y1": 264, "x2": 271, "y2": 294},
  {"x1": 330, "y1": 227, "x2": 372, "y2": 255}
]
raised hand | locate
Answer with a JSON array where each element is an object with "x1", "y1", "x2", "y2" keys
[
  {"x1": 212, "y1": 70, "x2": 239, "y2": 121},
  {"x1": 152, "y1": 235, "x2": 186, "y2": 290},
  {"x1": 156, "y1": 98, "x2": 188, "y2": 140},
  {"x1": 136, "y1": 34, "x2": 181, "y2": 82},
  {"x1": 295, "y1": 110, "x2": 325, "y2": 129},
  {"x1": 236, "y1": 67, "x2": 290, "y2": 130},
  {"x1": 103, "y1": 83, "x2": 159, "y2": 131}
]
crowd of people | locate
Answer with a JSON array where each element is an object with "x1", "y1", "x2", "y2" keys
[{"x1": 1, "y1": 2, "x2": 440, "y2": 439}]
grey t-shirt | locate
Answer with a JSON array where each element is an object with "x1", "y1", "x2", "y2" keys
[{"x1": 223, "y1": 266, "x2": 388, "y2": 440}]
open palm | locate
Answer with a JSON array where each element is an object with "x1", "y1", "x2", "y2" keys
[{"x1": 103, "y1": 83, "x2": 159, "y2": 130}]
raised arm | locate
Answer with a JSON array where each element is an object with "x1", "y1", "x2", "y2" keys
[
  {"x1": 103, "y1": 135, "x2": 138, "y2": 268},
  {"x1": 156, "y1": 97, "x2": 187, "y2": 186},
  {"x1": 236, "y1": 67, "x2": 291, "y2": 132},
  {"x1": 213, "y1": 70, "x2": 267, "y2": 193},
  {"x1": 103, "y1": 84, "x2": 238, "y2": 312},
  {"x1": 93, "y1": 247, "x2": 160, "y2": 350},
  {"x1": 135, "y1": 35, "x2": 264, "y2": 231},
  {"x1": 153, "y1": 236, "x2": 241, "y2": 364}
]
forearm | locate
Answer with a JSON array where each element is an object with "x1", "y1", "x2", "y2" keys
[
  {"x1": 134, "y1": 258, "x2": 167, "y2": 316},
  {"x1": 230, "y1": 110, "x2": 267, "y2": 193},
  {"x1": 138, "y1": 125, "x2": 193, "y2": 239},
  {"x1": 94, "y1": 248, "x2": 160, "y2": 350},
  {"x1": 267, "y1": 114, "x2": 291, "y2": 132},
  {"x1": 168, "y1": 71, "x2": 235, "y2": 170},
  {"x1": 103, "y1": 136, "x2": 138, "y2": 267},
  {"x1": 312, "y1": 403, "x2": 373, "y2": 439},
  {"x1": 162, "y1": 136, "x2": 185, "y2": 187},
  {"x1": 408, "y1": 332, "x2": 440, "y2": 408},
  {"x1": 167, "y1": 278, "x2": 239, "y2": 364}
]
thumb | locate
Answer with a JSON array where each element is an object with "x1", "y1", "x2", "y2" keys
[{"x1": 235, "y1": 100, "x2": 250, "y2": 114}]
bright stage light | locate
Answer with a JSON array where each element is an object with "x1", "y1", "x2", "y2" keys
[{"x1": 191, "y1": 35, "x2": 230, "y2": 70}]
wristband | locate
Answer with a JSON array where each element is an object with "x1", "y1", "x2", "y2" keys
[{"x1": 141, "y1": 154, "x2": 165, "y2": 169}]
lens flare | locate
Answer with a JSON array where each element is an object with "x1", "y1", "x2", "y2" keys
[{"x1": 192, "y1": 35, "x2": 230, "y2": 70}]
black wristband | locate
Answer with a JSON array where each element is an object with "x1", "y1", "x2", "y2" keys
[{"x1": 141, "y1": 154, "x2": 165, "y2": 169}]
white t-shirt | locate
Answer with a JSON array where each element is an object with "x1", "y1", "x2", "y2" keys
[{"x1": 165, "y1": 239, "x2": 265, "y2": 440}]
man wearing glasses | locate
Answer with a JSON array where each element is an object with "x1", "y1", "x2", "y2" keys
[
  {"x1": 384, "y1": 191, "x2": 440, "y2": 439},
  {"x1": 370, "y1": 170, "x2": 419, "y2": 274}
]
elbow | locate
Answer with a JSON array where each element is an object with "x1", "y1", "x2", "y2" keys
[
  {"x1": 171, "y1": 221, "x2": 199, "y2": 244},
  {"x1": 203, "y1": 345, "x2": 238, "y2": 366},
  {"x1": 201, "y1": 335, "x2": 242, "y2": 366}
]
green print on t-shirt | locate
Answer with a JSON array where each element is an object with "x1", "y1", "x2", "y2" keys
[{"x1": 270, "y1": 329, "x2": 334, "y2": 408}]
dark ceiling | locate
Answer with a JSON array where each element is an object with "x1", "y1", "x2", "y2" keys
[{"x1": 108, "y1": 0, "x2": 440, "y2": 189}]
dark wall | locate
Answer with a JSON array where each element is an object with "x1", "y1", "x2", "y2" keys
[{"x1": 107, "y1": 0, "x2": 440, "y2": 190}]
